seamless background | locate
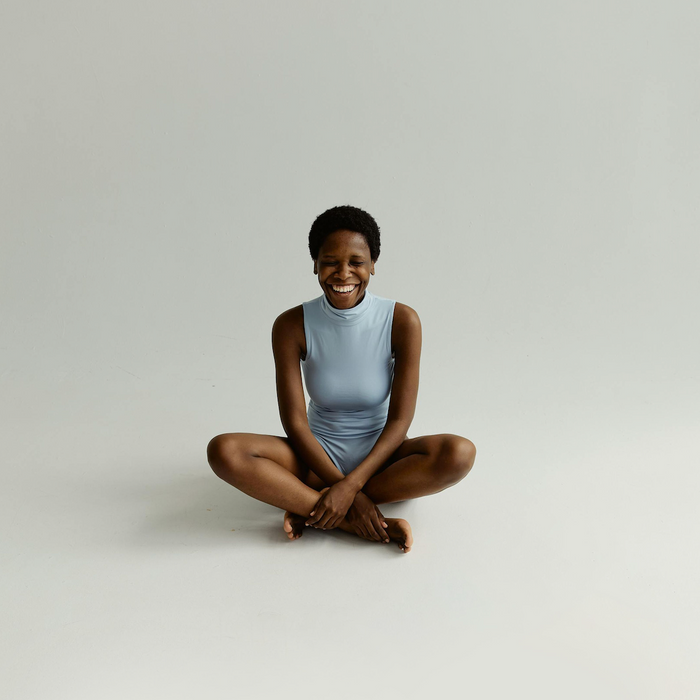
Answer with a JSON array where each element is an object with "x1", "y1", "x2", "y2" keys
[{"x1": 2, "y1": 1, "x2": 699, "y2": 698}]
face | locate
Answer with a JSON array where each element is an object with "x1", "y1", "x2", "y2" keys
[{"x1": 313, "y1": 229, "x2": 375, "y2": 309}]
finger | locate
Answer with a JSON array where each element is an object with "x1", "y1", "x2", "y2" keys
[
  {"x1": 355, "y1": 522, "x2": 370, "y2": 540},
  {"x1": 315, "y1": 510, "x2": 335, "y2": 529},
  {"x1": 375, "y1": 506, "x2": 389, "y2": 530},
  {"x1": 359, "y1": 525, "x2": 374, "y2": 541},
  {"x1": 367, "y1": 510, "x2": 386, "y2": 540},
  {"x1": 306, "y1": 496, "x2": 323, "y2": 525},
  {"x1": 322, "y1": 514, "x2": 337, "y2": 530},
  {"x1": 372, "y1": 513, "x2": 390, "y2": 543},
  {"x1": 373, "y1": 510, "x2": 389, "y2": 537},
  {"x1": 327, "y1": 513, "x2": 343, "y2": 530},
  {"x1": 365, "y1": 518, "x2": 383, "y2": 541},
  {"x1": 306, "y1": 503, "x2": 325, "y2": 526}
]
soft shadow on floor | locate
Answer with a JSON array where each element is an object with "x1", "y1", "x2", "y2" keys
[
  {"x1": 117, "y1": 468, "x2": 417, "y2": 551},
  {"x1": 51, "y1": 460, "x2": 422, "y2": 554},
  {"x1": 142, "y1": 469, "x2": 421, "y2": 551}
]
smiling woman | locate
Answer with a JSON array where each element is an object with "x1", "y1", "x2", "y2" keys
[{"x1": 206, "y1": 205, "x2": 477, "y2": 553}]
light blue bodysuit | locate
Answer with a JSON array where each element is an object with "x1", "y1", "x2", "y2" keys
[{"x1": 301, "y1": 290, "x2": 396, "y2": 476}]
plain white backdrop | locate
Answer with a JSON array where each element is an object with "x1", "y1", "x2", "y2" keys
[{"x1": 2, "y1": 1, "x2": 698, "y2": 698}]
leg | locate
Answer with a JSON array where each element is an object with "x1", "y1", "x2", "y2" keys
[
  {"x1": 207, "y1": 433, "x2": 362, "y2": 538},
  {"x1": 361, "y1": 434, "x2": 476, "y2": 505},
  {"x1": 207, "y1": 432, "x2": 320, "y2": 516},
  {"x1": 207, "y1": 433, "x2": 411, "y2": 550}
]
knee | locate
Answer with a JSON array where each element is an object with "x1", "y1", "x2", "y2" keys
[
  {"x1": 438, "y1": 435, "x2": 476, "y2": 485},
  {"x1": 207, "y1": 433, "x2": 247, "y2": 479}
]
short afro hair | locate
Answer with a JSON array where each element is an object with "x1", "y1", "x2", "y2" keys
[{"x1": 308, "y1": 205, "x2": 381, "y2": 261}]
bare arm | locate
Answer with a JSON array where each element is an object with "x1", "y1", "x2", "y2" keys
[
  {"x1": 271, "y1": 307, "x2": 346, "y2": 486},
  {"x1": 344, "y1": 302, "x2": 422, "y2": 492}
]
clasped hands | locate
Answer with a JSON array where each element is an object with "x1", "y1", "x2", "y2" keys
[{"x1": 305, "y1": 479, "x2": 390, "y2": 543}]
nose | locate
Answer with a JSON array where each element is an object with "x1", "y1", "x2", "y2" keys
[{"x1": 336, "y1": 263, "x2": 353, "y2": 280}]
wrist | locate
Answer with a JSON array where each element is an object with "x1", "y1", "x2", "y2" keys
[{"x1": 344, "y1": 474, "x2": 363, "y2": 496}]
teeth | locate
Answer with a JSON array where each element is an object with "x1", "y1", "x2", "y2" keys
[{"x1": 332, "y1": 285, "x2": 355, "y2": 292}]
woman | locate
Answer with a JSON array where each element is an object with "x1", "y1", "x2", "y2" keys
[{"x1": 207, "y1": 205, "x2": 476, "y2": 553}]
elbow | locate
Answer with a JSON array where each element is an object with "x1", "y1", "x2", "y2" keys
[
  {"x1": 281, "y1": 416, "x2": 309, "y2": 441},
  {"x1": 385, "y1": 415, "x2": 413, "y2": 435}
]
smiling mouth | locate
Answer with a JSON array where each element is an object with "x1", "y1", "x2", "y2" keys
[{"x1": 329, "y1": 284, "x2": 357, "y2": 296}]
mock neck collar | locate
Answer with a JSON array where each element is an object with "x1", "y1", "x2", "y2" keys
[{"x1": 320, "y1": 289, "x2": 373, "y2": 325}]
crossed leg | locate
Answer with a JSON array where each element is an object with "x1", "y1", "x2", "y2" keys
[{"x1": 207, "y1": 432, "x2": 476, "y2": 552}]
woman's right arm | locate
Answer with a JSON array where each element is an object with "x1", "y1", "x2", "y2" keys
[{"x1": 271, "y1": 308, "x2": 346, "y2": 487}]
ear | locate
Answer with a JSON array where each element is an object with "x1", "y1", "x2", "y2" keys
[
  {"x1": 370, "y1": 261, "x2": 376, "y2": 275},
  {"x1": 313, "y1": 261, "x2": 318, "y2": 275}
]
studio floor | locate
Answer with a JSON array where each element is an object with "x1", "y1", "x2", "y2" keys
[{"x1": 2, "y1": 371, "x2": 697, "y2": 699}]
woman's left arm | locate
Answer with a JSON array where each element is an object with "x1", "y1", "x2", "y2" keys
[{"x1": 344, "y1": 302, "x2": 422, "y2": 492}]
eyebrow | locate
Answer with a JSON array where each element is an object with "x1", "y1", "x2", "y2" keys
[{"x1": 321, "y1": 254, "x2": 366, "y2": 259}]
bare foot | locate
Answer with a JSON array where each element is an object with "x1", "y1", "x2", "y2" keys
[
  {"x1": 385, "y1": 518, "x2": 413, "y2": 553},
  {"x1": 283, "y1": 511, "x2": 305, "y2": 540}
]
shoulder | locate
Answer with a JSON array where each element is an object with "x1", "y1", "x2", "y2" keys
[
  {"x1": 391, "y1": 302, "x2": 421, "y2": 354},
  {"x1": 273, "y1": 304, "x2": 304, "y2": 330},
  {"x1": 393, "y1": 302, "x2": 421, "y2": 333},
  {"x1": 272, "y1": 305, "x2": 306, "y2": 358}
]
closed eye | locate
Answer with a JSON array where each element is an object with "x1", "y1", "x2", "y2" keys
[{"x1": 322, "y1": 261, "x2": 365, "y2": 266}]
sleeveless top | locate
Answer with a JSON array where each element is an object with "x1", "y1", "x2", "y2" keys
[{"x1": 301, "y1": 290, "x2": 396, "y2": 474}]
